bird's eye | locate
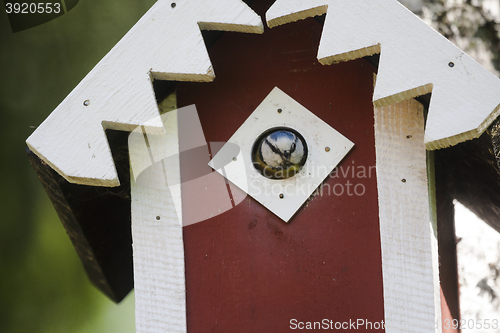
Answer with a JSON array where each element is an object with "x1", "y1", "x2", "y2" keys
[{"x1": 251, "y1": 127, "x2": 308, "y2": 179}]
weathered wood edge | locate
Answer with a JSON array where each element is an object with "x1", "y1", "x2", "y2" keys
[
  {"x1": 26, "y1": 129, "x2": 133, "y2": 303},
  {"x1": 266, "y1": 0, "x2": 500, "y2": 151},
  {"x1": 26, "y1": 0, "x2": 263, "y2": 187}
]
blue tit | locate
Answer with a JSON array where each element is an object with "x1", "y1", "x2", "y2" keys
[{"x1": 252, "y1": 128, "x2": 308, "y2": 179}]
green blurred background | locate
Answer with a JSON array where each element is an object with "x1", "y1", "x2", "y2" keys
[{"x1": 0, "y1": 1, "x2": 158, "y2": 332}]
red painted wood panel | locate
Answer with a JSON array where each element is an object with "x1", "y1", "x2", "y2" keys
[{"x1": 177, "y1": 11, "x2": 384, "y2": 332}]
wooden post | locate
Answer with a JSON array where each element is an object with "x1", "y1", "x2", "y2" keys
[
  {"x1": 129, "y1": 110, "x2": 187, "y2": 333},
  {"x1": 375, "y1": 99, "x2": 441, "y2": 332}
]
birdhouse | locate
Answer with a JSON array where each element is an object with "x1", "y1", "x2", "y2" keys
[{"x1": 26, "y1": 0, "x2": 500, "y2": 332}]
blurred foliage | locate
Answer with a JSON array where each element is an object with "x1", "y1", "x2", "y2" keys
[
  {"x1": 0, "y1": 1, "x2": 155, "y2": 332},
  {"x1": 423, "y1": 0, "x2": 500, "y2": 74}
]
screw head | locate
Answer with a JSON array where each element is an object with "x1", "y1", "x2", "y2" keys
[
  {"x1": 448, "y1": 62, "x2": 455, "y2": 68},
  {"x1": 171, "y1": 2, "x2": 176, "y2": 8},
  {"x1": 401, "y1": 179, "x2": 407, "y2": 183},
  {"x1": 325, "y1": 147, "x2": 330, "y2": 152},
  {"x1": 156, "y1": 216, "x2": 161, "y2": 220},
  {"x1": 232, "y1": 157, "x2": 237, "y2": 161},
  {"x1": 83, "y1": 100, "x2": 90, "y2": 106},
  {"x1": 277, "y1": 108, "x2": 282, "y2": 113},
  {"x1": 279, "y1": 193, "x2": 284, "y2": 199}
]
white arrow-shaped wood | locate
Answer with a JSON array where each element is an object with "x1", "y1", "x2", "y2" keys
[
  {"x1": 26, "y1": 0, "x2": 263, "y2": 187},
  {"x1": 267, "y1": 0, "x2": 500, "y2": 150}
]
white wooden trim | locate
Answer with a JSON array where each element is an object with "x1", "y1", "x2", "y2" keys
[
  {"x1": 267, "y1": 0, "x2": 500, "y2": 150},
  {"x1": 208, "y1": 87, "x2": 354, "y2": 222},
  {"x1": 26, "y1": 0, "x2": 263, "y2": 187},
  {"x1": 130, "y1": 109, "x2": 186, "y2": 333},
  {"x1": 374, "y1": 98, "x2": 441, "y2": 332}
]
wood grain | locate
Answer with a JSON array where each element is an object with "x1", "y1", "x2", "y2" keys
[
  {"x1": 374, "y1": 99, "x2": 441, "y2": 332},
  {"x1": 130, "y1": 110, "x2": 187, "y2": 333}
]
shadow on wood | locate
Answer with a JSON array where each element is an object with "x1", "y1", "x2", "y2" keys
[
  {"x1": 26, "y1": 130, "x2": 133, "y2": 303},
  {"x1": 436, "y1": 119, "x2": 500, "y2": 234}
]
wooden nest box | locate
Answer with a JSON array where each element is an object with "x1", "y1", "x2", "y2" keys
[{"x1": 26, "y1": 0, "x2": 500, "y2": 331}]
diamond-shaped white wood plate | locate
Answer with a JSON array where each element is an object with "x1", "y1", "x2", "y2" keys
[{"x1": 208, "y1": 87, "x2": 354, "y2": 222}]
